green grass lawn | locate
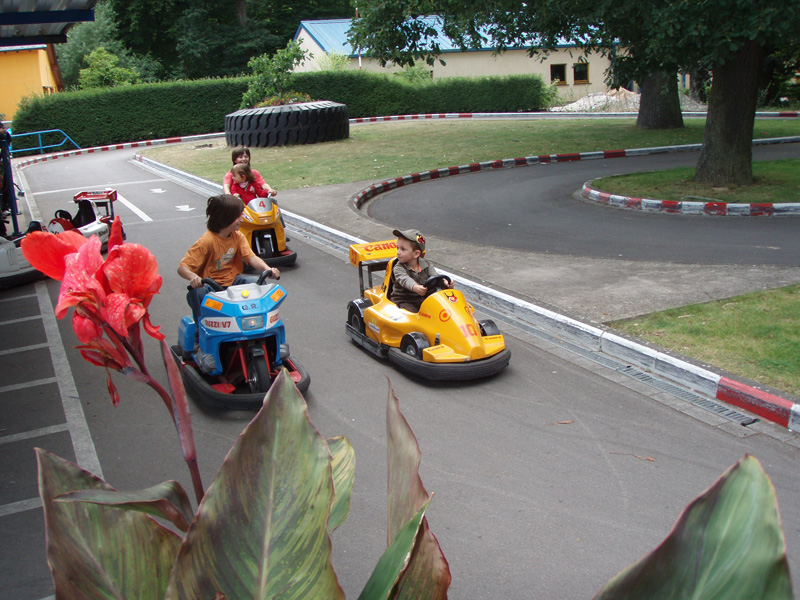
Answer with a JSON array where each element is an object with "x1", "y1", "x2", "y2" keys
[
  {"x1": 141, "y1": 117, "x2": 800, "y2": 397},
  {"x1": 593, "y1": 159, "x2": 800, "y2": 204},
  {"x1": 143, "y1": 118, "x2": 800, "y2": 195},
  {"x1": 610, "y1": 285, "x2": 800, "y2": 396}
]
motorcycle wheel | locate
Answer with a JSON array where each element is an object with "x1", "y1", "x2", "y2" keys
[{"x1": 246, "y1": 349, "x2": 272, "y2": 394}]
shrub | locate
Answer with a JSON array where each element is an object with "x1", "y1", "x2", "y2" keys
[{"x1": 11, "y1": 71, "x2": 555, "y2": 149}]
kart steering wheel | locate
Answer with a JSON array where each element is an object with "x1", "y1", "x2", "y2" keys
[
  {"x1": 257, "y1": 269, "x2": 279, "y2": 284},
  {"x1": 423, "y1": 275, "x2": 452, "y2": 296},
  {"x1": 201, "y1": 278, "x2": 224, "y2": 292}
]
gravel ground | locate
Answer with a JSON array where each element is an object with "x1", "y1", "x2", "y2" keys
[{"x1": 551, "y1": 88, "x2": 707, "y2": 112}]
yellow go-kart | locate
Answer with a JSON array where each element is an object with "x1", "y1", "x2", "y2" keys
[
  {"x1": 239, "y1": 194, "x2": 296, "y2": 267},
  {"x1": 346, "y1": 240, "x2": 510, "y2": 380}
]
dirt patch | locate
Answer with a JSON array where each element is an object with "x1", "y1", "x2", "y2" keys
[{"x1": 551, "y1": 89, "x2": 707, "y2": 113}]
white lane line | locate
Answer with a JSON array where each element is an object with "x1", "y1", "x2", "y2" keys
[
  {"x1": 116, "y1": 191, "x2": 153, "y2": 222},
  {"x1": 0, "y1": 343, "x2": 49, "y2": 356},
  {"x1": 0, "y1": 423, "x2": 70, "y2": 445},
  {"x1": 0, "y1": 315, "x2": 41, "y2": 326},
  {"x1": 0, "y1": 497, "x2": 42, "y2": 517},
  {"x1": 36, "y1": 281, "x2": 103, "y2": 478},
  {"x1": 0, "y1": 378, "x2": 58, "y2": 394},
  {"x1": 32, "y1": 179, "x2": 169, "y2": 196},
  {"x1": 0, "y1": 293, "x2": 37, "y2": 303}
]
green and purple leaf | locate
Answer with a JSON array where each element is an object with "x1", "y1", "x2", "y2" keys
[
  {"x1": 165, "y1": 370, "x2": 344, "y2": 600},
  {"x1": 328, "y1": 435, "x2": 355, "y2": 533},
  {"x1": 37, "y1": 448, "x2": 182, "y2": 600},
  {"x1": 357, "y1": 502, "x2": 430, "y2": 600},
  {"x1": 593, "y1": 454, "x2": 794, "y2": 600},
  {"x1": 385, "y1": 382, "x2": 451, "y2": 599},
  {"x1": 57, "y1": 480, "x2": 194, "y2": 533}
]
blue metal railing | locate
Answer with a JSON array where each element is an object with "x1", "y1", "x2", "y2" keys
[{"x1": 9, "y1": 129, "x2": 81, "y2": 156}]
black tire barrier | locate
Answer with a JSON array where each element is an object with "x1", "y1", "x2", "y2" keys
[{"x1": 225, "y1": 101, "x2": 349, "y2": 148}]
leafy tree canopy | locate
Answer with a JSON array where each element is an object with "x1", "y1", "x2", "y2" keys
[
  {"x1": 105, "y1": 0, "x2": 353, "y2": 79},
  {"x1": 56, "y1": 0, "x2": 160, "y2": 89},
  {"x1": 349, "y1": 0, "x2": 800, "y2": 185},
  {"x1": 78, "y1": 47, "x2": 141, "y2": 89}
]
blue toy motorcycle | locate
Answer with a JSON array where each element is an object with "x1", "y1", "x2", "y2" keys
[{"x1": 170, "y1": 271, "x2": 310, "y2": 410}]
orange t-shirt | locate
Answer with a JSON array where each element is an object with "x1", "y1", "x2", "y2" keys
[{"x1": 180, "y1": 230, "x2": 254, "y2": 287}]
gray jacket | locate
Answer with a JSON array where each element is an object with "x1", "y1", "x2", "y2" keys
[{"x1": 390, "y1": 257, "x2": 439, "y2": 307}]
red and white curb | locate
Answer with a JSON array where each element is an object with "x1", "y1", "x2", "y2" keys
[
  {"x1": 351, "y1": 110, "x2": 800, "y2": 124},
  {"x1": 581, "y1": 181, "x2": 800, "y2": 216},
  {"x1": 466, "y1": 283, "x2": 800, "y2": 433},
  {"x1": 14, "y1": 132, "x2": 224, "y2": 168},
  {"x1": 353, "y1": 136, "x2": 800, "y2": 210}
]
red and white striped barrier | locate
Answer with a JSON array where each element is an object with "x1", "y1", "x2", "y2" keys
[
  {"x1": 15, "y1": 132, "x2": 224, "y2": 168},
  {"x1": 581, "y1": 181, "x2": 800, "y2": 216}
]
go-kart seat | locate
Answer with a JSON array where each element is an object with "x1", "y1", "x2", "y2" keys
[
  {"x1": 72, "y1": 199, "x2": 96, "y2": 228},
  {"x1": 385, "y1": 258, "x2": 397, "y2": 302}
]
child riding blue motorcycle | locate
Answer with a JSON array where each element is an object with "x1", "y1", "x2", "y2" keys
[{"x1": 174, "y1": 194, "x2": 308, "y2": 408}]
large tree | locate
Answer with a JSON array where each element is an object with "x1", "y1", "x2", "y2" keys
[
  {"x1": 107, "y1": 0, "x2": 353, "y2": 79},
  {"x1": 349, "y1": 0, "x2": 800, "y2": 185}
]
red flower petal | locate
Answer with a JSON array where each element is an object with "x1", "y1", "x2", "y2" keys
[
  {"x1": 21, "y1": 230, "x2": 87, "y2": 280},
  {"x1": 103, "y1": 293, "x2": 133, "y2": 337},
  {"x1": 56, "y1": 238, "x2": 105, "y2": 319},
  {"x1": 108, "y1": 216, "x2": 124, "y2": 252},
  {"x1": 106, "y1": 374, "x2": 121, "y2": 407},
  {"x1": 72, "y1": 313, "x2": 103, "y2": 344},
  {"x1": 143, "y1": 313, "x2": 165, "y2": 341},
  {"x1": 103, "y1": 243, "x2": 162, "y2": 301}
]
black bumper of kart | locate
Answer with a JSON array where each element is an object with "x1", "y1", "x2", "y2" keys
[
  {"x1": 170, "y1": 344, "x2": 310, "y2": 410},
  {"x1": 346, "y1": 324, "x2": 510, "y2": 381}
]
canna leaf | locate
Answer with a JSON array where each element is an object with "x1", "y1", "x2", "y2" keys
[
  {"x1": 357, "y1": 502, "x2": 430, "y2": 600},
  {"x1": 593, "y1": 454, "x2": 794, "y2": 600},
  {"x1": 328, "y1": 435, "x2": 355, "y2": 533},
  {"x1": 57, "y1": 480, "x2": 194, "y2": 533},
  {"x1": 165, "y1": 370, "x2": 344, "y2": 600},
  {"x1": 386, "y1": 382, "x2": 451, "y2": 599},
  {"x1": 37, "y1": 448, "x2": 182, "y2": 600}
]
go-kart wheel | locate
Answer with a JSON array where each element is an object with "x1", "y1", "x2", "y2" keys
[
  {"x1": 400, "y1": 332, "x2": 430, "y2": 360},
  {"x1": 479, "y1": 319, "x2": 500, "y2": 336},
  {"x1": 201, "y1": 278, "x2": 224, "y2": 292},
  {"x1": 246, "y1": 351, "x2": 271, "y2": 394},
  {"x1": 348, "y1": 303, "x2": 365, "y2": 334},
  {"x1": 423, "y1": 274, "x2": 452, "y2": 296}
]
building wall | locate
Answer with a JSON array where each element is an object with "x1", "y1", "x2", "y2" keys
[
  {"x1": 294, "y1": 29, "x2": 612, "y2": 101},
  {"x1": 0, "y1": 47, "x2": 60, "y2": 120}
]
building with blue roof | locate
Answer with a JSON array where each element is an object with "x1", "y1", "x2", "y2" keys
[{"x1": 293, "y1": 18, "x2": 616, "y2": 102}]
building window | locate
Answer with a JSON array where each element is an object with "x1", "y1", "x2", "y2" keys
[
  {"x1": 573, "y1": 62, "x2": 589, "y2": 84},
  {"x1": 550, "y1": 64, "x2": 567, "y2": 85}
]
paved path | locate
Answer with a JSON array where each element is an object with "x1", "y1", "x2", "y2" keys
[{"x1": 268, "y1": 149, "x2": 800, "y2": 325}]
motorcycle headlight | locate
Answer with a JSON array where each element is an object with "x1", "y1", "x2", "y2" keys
[{"x1": 241, "y1": 315, "x2": 265, "y2": 331}]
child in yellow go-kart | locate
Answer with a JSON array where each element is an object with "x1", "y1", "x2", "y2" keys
[
  {"x1": 346, "y1": 231, "x2": 510, "y2": 380},
  {"x1": 390, "y1": 228, "x2": 453, "y2": 312}
]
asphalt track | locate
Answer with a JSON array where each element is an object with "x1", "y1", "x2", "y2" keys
[
  {"x1": 2, "y1": 123, "x2": 800, "y2": 599},
  {"x1": 367, "y1": 143, "x2": 800, "y2": 265}
]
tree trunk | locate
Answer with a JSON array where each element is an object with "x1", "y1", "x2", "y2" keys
[
  {"x1": 234, "y1": 0, "x2": 246, "y2": 26},
  {"x1": 694, "y1": 42, "x2": 765, "y2": 186},
  {"x1": 636, "y1": 70, "x2": 683, "y2": 129}
]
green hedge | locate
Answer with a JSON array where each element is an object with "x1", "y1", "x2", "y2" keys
[
  {"x1": 12, "y1": 78, "x2": 249, "y2": 150},
  {"x1": 12, "y1": 71, "x2": 554, "y2": 150},
  {"x1": 293, "y1": 71, "x2": 556, "y2": 117}
]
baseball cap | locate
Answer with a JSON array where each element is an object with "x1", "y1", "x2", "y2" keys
[{"x1": 393, "y1": 229, "x2": 426, "y2": 252}]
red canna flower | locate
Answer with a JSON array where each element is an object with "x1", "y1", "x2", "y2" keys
[
  {"x1": 21, "y1": 229, "x2": 87, "y2": 281},
  {"x1": 21, "y1": 216, "x2": 165, "y2": 399}
]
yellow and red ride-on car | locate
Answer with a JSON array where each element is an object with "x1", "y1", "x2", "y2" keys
[{"x1": 346, "y1": 240, "x2": 510, "y2": 380}]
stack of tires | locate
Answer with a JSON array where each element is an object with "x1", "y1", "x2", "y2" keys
[{"x1": 225, "y1": 101, "x2": 349, "y2": 148}]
